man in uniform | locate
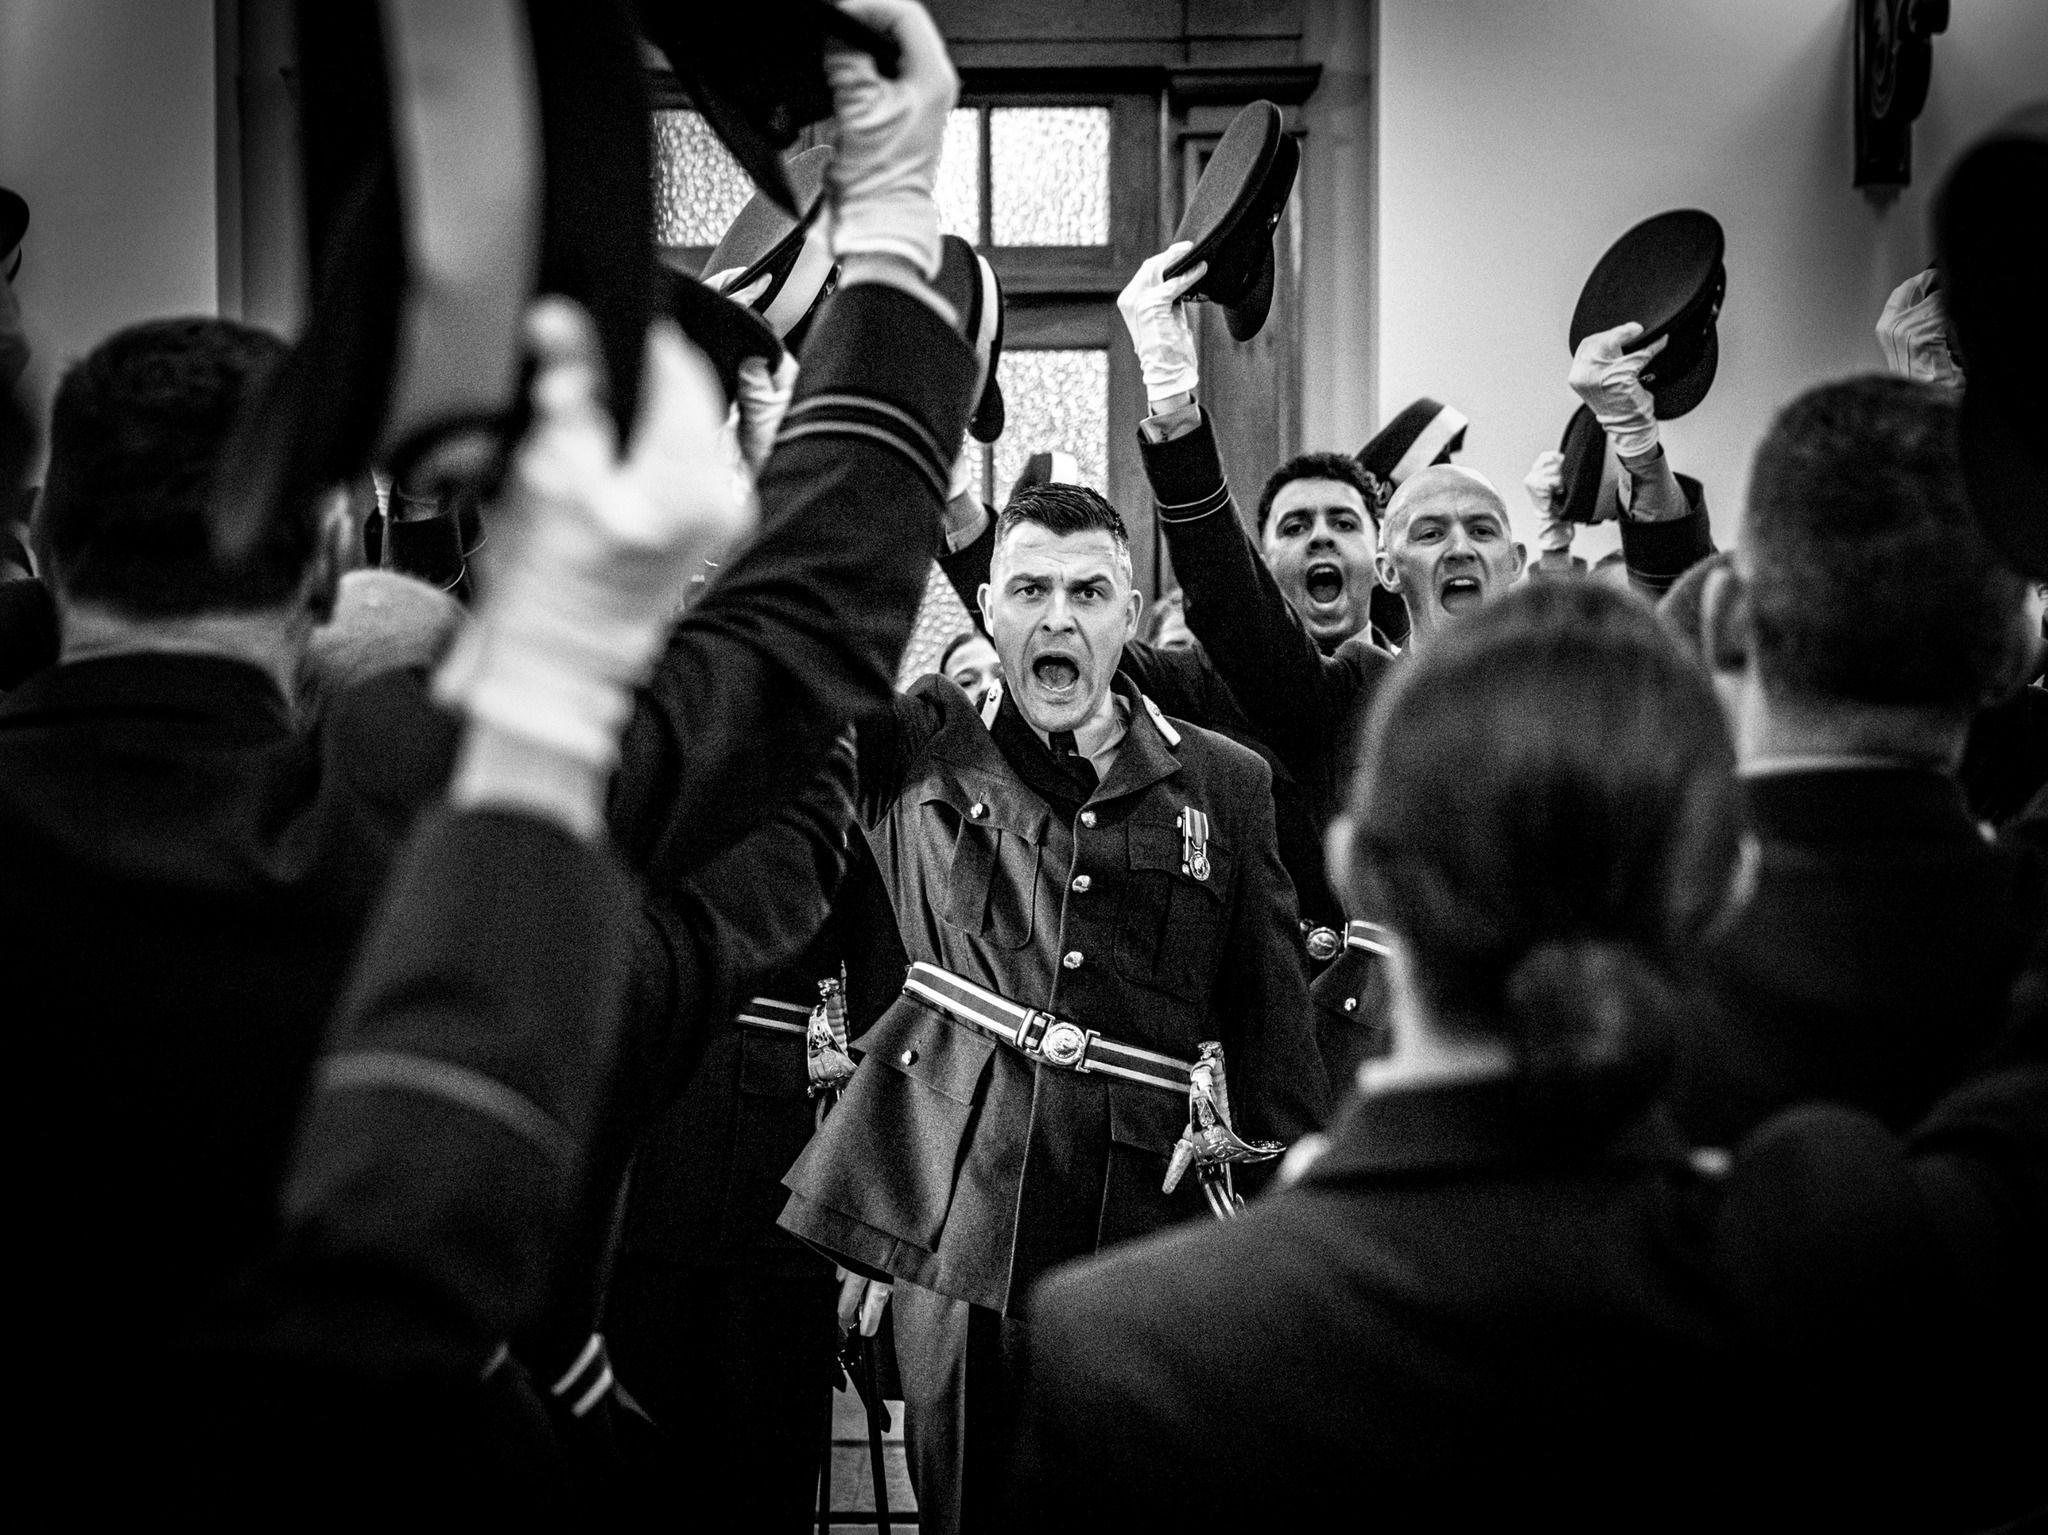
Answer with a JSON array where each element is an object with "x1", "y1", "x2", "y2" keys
[{"x1": 780, "y1": 483, "x2": 1327, "y2": 1535}]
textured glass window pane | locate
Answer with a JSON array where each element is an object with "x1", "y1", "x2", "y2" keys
[
  {"x1": 897, "y1": 562, "x2": 979, "y2": 690},
  {"x1": 936, "y1": 108, "x2": 982, "y2": 241},
  {"x1": 989, "y1": 349, "x2": 1109, "y2": 508},
  {"x1": 652, "y1": 110, "x2": 755, "y2": 247},
  {"x1": 990, "y1": 107, "x2": 1109, "y2": 246}
]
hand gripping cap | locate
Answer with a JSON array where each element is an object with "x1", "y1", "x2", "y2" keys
[
  {"x1": 1570, "y1": 208, "x2": 1726, "y2": 421},
  {"x1": 1166, "y1": 100, "x2": 1300, "y2": 342}
]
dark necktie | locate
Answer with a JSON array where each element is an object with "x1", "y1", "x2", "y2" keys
[{"x1": 1049, "y1": 729, "x2": 1100, "y2": 799}]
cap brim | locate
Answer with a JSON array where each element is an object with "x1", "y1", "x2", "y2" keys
[
  {"x1": 1557, "y1": 404, "x2": 1608, "y2": 524},
  {"x1": 1223, "y1": 250, "x2": 1276, "y2": 342},
  {"x1": 1648, "y1": 327, "x2": 1717, "y2": 420},
  {"x1": 971, "y1": 380, "x2": 1006, "y2": 444}
]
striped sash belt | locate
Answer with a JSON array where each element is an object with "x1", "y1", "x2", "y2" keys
[
  {"x1": 736, "y1": 996, "x2": 811, "y2": 1036},
  {"x1": 1345, "y1": 920, "x2": 1391, "y2": 957},
  {"x1": 901, "y1": 961, "x2": 1192, "y2": 1096}
]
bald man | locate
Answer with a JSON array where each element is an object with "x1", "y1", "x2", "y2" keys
[{"x1": 1372, "y1": 465, "x2": 1526, "y2": 651}]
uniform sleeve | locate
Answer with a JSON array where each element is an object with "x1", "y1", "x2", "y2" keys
[
  {"x1": 1618, "y1": 473, "x2": 1717, "y2": 598},
  {"x1": 1142, "y1": 410, "x2": 1364, "y2": 775},
  {"x1": 608, "y1": 282, "x2": 978, "y2": 878},
  {"x1": 1218, "y1": 757, "x2": 1329, "y2": 1144}
]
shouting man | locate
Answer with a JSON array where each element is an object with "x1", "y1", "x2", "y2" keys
[{"x1": 780, "y1": 482, "x2": 1326, "y2": 1535}]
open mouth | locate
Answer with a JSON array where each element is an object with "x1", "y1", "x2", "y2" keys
[
  {"x1": 1304, "y1": 562, "x2": 1346, "y2": 607},
  {"x1": 1439, "y1": 575, "x2": 1484, "y2": 612},
  {"x1": 1031, "y1": 655, "x2": 1081, "y2": 695}
]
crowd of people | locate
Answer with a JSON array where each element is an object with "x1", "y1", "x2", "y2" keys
[{"x1": 2, "y1": 3, "x2": 2044, "y2": 1529}]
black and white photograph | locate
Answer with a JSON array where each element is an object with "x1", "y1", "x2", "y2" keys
[{"x1": 1, "y1": 1, "x2": 2045, "y2": 1527}]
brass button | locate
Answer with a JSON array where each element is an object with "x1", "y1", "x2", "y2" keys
[
  {"x1": 968, "y1": 802, "x2": 987, "y2": 819},
  {"x1": 1062, "y1": 950, "x2": 1084, "y2": 970},
  {"x1": 1343, "y1": 998, "x2": 1358, "y2": 1013},
  {"x1": 900, "y1": 1048, "x2": 918, "y2": 1066},
  {"x1": 1079, "y1": 810, "x2": 1097, "y2": 828},
  {"x1": 1071, "y1": 874, "x2": 1091, "y2": 893}
]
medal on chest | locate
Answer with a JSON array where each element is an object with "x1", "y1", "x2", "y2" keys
[{"x1": 1177, "y1": 805, "x2": 1211, "y2": 882}]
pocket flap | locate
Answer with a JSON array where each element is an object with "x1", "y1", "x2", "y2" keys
[
  {"x1": 871, "y1": 1004, "x2": 999, "y2": 1106},
  {"x1": 917, "y1": 775, "x2": 1048, "y2": 844},
  {"x1": 1126, "y1": 820, "x2": 1230, "y2": 900}
]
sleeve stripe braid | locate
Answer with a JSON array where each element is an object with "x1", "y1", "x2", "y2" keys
[
  {"x1": 317, "y1": 1049, "x2": 574, "y2": 1165},
  {"x1": 785, "y1": 391, "x2": 950, "y2": 474},
  {"x1": 777, "y1": 418, "x2": 949, "y2": 502},
  {"x1": 1155, "y1": 481, "x2": 1232, "y2": 523}
]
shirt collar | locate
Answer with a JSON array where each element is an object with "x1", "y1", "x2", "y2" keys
[{"x1": 1027, "y1": 690, "x2": 1128, "y2": 780}]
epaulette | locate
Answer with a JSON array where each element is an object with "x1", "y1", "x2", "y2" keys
[{"x1": 1140, "y1": 692, "x2": 1182, "y2": 747}]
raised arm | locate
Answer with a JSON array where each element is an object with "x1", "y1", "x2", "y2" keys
[
  {"x1": 1563, "y1": 322, "x2": 1718, "y2": 597},
  {"x1": 607, "y1": 0, "x2": 977, "y2": 876},
  {"x1": 1118, "y1": 245, "x2": 1365, "y2": 773}
]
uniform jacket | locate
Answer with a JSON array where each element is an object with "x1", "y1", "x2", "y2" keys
[
  {"x1": 622, "y1": 832, "x2": 905, "y2": 1285},
  {"x1": 3, "y1": 281, "x2": 975, "y2": 1399},
  {"x1": 779, "y1": 672, "x2": 1328, "y2": 1314},
  {"x1": 174, "y1": 807, "x2": 635, "y2": 1523},
  {"x1": 1007, "y1": 1078, "x2": 1741, "y2": 1532},
  {"x1": 1671, "y1": 765, "x2": 2046, "y2": 1145},
  {"x1": 1306, "y1": 917, "x2": 1394, "y2": 1082}
]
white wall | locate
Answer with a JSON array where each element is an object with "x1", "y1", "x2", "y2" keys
[
  {"x1": 1375, "y1": 0, "x2": 2048, "y2": 556},
  {"x1": 1301, "y1": 0, "x2": 1379, "y2": 451},
  {"x1": 0, "y1": 0, "x2": 220, "y2": 428}
]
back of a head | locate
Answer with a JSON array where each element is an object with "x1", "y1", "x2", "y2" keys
[
  {"x1": 36, "y1": 317, "x2": 300, "y2": 617},
  {"x1": 1744, "y1": 375, "x2": 2027, "y2": 718},
  {"x1": 1343, "y1": 580, "x2": 1740, "y2": 1128}
]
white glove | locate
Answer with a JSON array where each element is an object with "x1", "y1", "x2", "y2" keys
[
  {"x1": 435, "y1": 300, "x2": 755, "y2": 767},
  {"x1": 734, "y1": 351, "x2": 799, "y2": 474},
  {"x1": 942, "y1": 441, "x2": 988, "y2": 552},
  {"x1": 1875, "y1": 269, "x2": 1962, "y2": 387},
  {"x1": 1569, "y1": 322, "x2": 1666, "y2": 462},
  {"x1": 823, "y1": 0, "x2": 958, "y2": 279},
  {"x1": 1117, "y1": 241, "x2": 1206, "y2": 406},
  {"x1": 1524, "y1": 448, "x2": 1576, "y2": 552}
]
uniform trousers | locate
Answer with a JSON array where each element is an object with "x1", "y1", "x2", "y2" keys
[
  {"x1": 894, "y1": 1281, "x2": 1022, "y2": 1535},
  {"x1": 606, "y1": 1258, "x2": 839, "y2": 1531}
]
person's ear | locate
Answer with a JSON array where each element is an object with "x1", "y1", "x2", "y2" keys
[
  {"x1": 976, "y1": 580, "x2": 994, "y2": 634},
  {"x1": 1701, "y1": 563, "x2": 1750, "y2": 678},
  {"x1": 1374, "y1": 550, "x2": 1400, "y2": 593},
  {"x1": 1124, "y1": 584, "x2": 1143, "y2": 640},
  {"x1": 1510, "y1": 541, "x2": 1528, "y2": 580}
]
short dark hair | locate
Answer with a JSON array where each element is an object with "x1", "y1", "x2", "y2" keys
[
  {"x1": 995, "y1": 482, "x2": 1131, "y2": 576},
  {"x1": 1745, "y1": 375, "x2": 2026, "y2": 715},
  {"x1": 1254, "y1": 451, "x2": 1384, "y2": 535},
  {"x1": 1341, "y1": 580, "x2": 1738, "y2": 1133},
  {"x1": 938, "y1": 628, "x2": 987, "y2": 675},
  {"x1": 35, "y1": 316, "x2": 309, "y2": 616}
]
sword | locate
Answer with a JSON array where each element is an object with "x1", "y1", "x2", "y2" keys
[{"x1": 1162, "y1": 1041, "x2": 1284, "y2": 1220}]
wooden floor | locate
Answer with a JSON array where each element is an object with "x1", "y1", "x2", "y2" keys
[{"x1": 819, "y1": 1384, "x2": 919, "y2": 1531}]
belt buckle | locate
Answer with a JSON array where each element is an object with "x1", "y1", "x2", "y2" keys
[{"x1": 1037, "y1": 1017, "x2": 1094, "y2": 1071}]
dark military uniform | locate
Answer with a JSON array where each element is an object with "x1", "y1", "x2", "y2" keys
[
  {"x1": 1308, "y1": 917, "x2": 1395, "y2": 1084},
  {"x1": 780, "y1": 670, "x2": 1326, "y2": 1533}
]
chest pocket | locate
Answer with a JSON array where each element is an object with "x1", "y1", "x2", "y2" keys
[
  {"x1": 920, "y1": 784, "x2": 1044, "y2": 950},
  {"x1": 1114, "y1": 819, "x2": 1233, "y2": 1002}
]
